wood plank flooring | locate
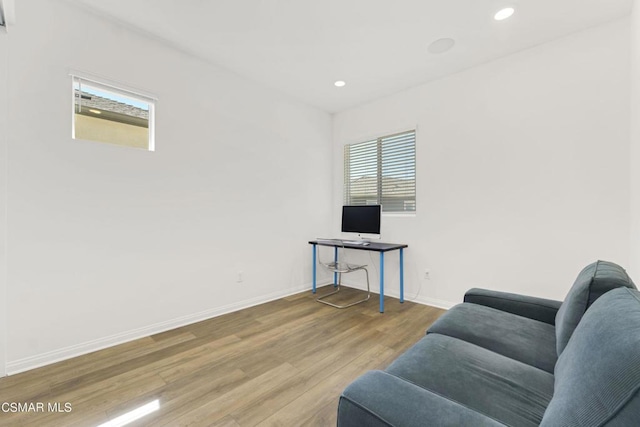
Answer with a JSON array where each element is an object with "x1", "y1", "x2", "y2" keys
[{"x1": 0, "y1": 287, "x2": 445, "y2": 427}]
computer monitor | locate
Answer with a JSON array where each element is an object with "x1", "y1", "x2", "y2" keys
[{"x1": 341, "y1": 205, "x2": 381, "y2": 239}]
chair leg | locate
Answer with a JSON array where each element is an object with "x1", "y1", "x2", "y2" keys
[
  {"x1": 316, "y1": 281, "x2": 341, "y2": 301},
  {"x1": 316, "y1": 268, "x2": 371, "y2": 309}
]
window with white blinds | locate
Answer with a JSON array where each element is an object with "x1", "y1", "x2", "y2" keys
[{"x1": 344, "y1": 130, "x2": 416, "y2": 213}]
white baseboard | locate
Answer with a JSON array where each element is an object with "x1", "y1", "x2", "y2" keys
[
  {"x1": 6, "y1": 283, "x2": 313, "y2": 375},
  {"x1": 333, "y1": 281, "x2": 456, "y2": 310},
  {"x1": 407, "y1": 294, "x2": 456, "y2": 310}
]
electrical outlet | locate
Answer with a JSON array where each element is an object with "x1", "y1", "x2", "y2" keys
[
  {"x1": 237, "y1": 271, "x2": 243, "y2": 283},
  {"x1": 424, "y1": 269, "x2": 430, "y2": 280}
]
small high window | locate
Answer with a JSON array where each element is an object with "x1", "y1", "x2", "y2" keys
[{"x1": 72, "y1": 75, "x2": 156, "y2": 151}]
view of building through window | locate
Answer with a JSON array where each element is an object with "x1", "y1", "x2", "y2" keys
[
  {"x1": 72, "y1": 77, "x2": 155, "y2": 150},
  {"x1": 344, "y1": 130, "x2": 416, "y2": 213}
]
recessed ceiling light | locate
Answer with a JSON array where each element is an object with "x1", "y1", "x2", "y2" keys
[
  {"x1": 89, "y1": 109, "x2": 101, "y2": 114},
  {"x1": 428, "y1": 38, "x2": 456, "y2": 54},
  {"x1": 494, "y1": 7, "x2": 515, "y2": 21},
  {"x1": 334, "y1": 80, "x2": 346, "y2": 87}
]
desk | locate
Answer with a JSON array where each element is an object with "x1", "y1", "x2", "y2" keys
[{"x1": 308, "y1": 240, "x2": 408, "y2": 313}]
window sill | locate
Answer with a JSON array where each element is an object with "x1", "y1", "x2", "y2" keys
[{"x1": 382, "y1": 212, "x2": 416, "y2": 218}]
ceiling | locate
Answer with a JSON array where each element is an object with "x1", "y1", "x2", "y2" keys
[{"x1": 70, "y1": 0, "x2": 633, "y2": 113}]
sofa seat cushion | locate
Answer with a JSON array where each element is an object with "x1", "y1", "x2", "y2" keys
[
  {"x1": 386, "y1": 333, "x2": 554, "y2": 427},
  {"x1": 428, "y1": 302, "x2": 557, "y2": 373},
  {"x1": 339, "y1": 371, "x2": 506, "y2": 427}
]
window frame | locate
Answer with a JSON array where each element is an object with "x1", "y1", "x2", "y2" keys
[
  {"x1": 70, "y1": 72, "x2": 157, "y2": 151},
  {"x1": 343, "y1": 128, "x2": 417, "y2": 214}
]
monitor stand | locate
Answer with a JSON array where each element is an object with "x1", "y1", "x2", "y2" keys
[{"x1": 357, "y1": 233, "x2": 381, "y2": 242}]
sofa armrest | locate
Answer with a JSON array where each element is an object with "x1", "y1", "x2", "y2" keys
[
  {"x1": 338, "y1": 371, "x2": 505, "y2": 427},
  {"x1": 464, "y1": 288, "x2": 562, "y2": 325}
]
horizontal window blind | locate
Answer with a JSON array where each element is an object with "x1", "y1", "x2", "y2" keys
[{"x1": 344, "y1": 130, "x2": 416, "y2": 212}]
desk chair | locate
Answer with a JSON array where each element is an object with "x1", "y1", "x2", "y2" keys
[{"x1": 316, "y1": 240, "x2": 371, "y2": 308}]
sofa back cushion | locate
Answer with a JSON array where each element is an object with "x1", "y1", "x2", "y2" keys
[
  {"x1": 555, "y1": 260, "x2": 635, "y2": 356},
  {"x1": 541, "y1": 288, "x2": 640, "y2": 427}
]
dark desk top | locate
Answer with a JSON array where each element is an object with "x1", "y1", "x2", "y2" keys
[{"x1": 309, "y1": 239, "x2": 408, "y2": 252}]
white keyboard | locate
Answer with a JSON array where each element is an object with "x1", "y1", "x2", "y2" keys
[
  {"x1": 342, "y1": 240, "x2": 370, "y2": 246},
  {"x1": 316, "y1": 239, "x2": 370, "y2": 246}
]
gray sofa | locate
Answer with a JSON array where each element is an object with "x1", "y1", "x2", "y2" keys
[{"x1": 338, "y1": 260, "x2": 640, "y2": 426}]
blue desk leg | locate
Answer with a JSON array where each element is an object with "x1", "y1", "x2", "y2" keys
[
  {"x1": 380, "y1": 252, "x2": 385, "y2": 313},
  {"x1": 312, "y1": 244, "x2": 317, "y2": 294},
  {"x1": 400, "y1": 248, "x2": 404, "y2": 303},
  {"x1": 333, "y1": 246, "x2": 338, "y2": 287}
]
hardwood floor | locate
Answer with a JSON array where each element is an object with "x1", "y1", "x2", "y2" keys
[{"x1": 0, "y1": 287, "x2": 445, "y2": 427}]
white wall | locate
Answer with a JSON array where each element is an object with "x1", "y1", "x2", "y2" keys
[
  {"x1": 630, "y1": 1, "x2": 640, "y2": 279},
  {"x1": 4, "y1": 2, "x2": 634, "y2": 375},
  {"x1": 333, "y1": 19, "x2": 631, "y2": 308},
  {"x1": 5, "y1": 0, "x2": 332, "y2": 372},
  {"x1": 0, "y1": 26, "x2": 8, "y2": 376}
]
